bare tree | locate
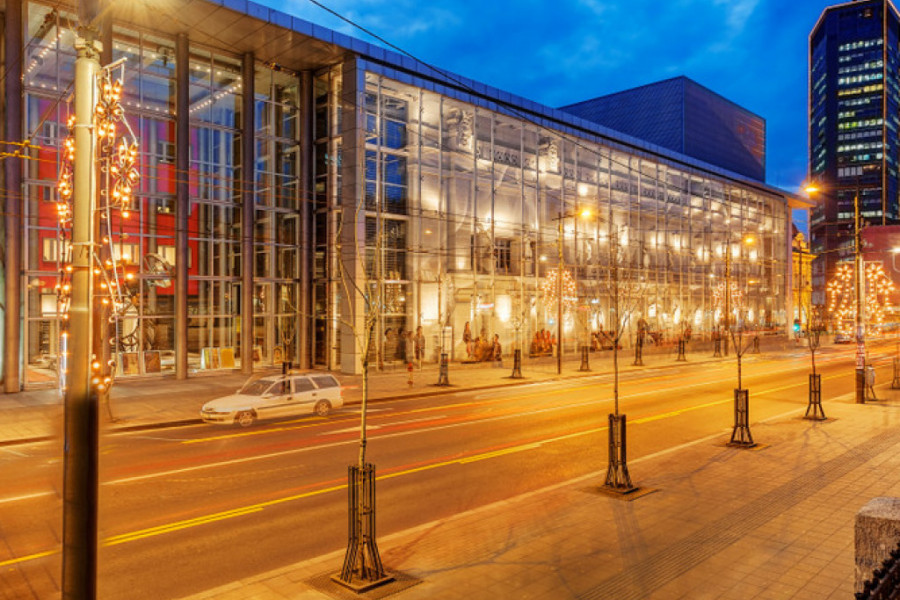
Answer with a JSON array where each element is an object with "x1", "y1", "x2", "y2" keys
[{"x1": 333, "y1": 201, "x2": 393, "y2": 589}]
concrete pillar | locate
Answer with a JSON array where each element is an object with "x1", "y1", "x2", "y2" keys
[
  {"x1": 338, "y1": 59, "x2": 366, "y2": 375},
  {"x1": 3, "y1": 0, "x2": 22, "y2": 392},
  {"x1": 240, "y1": 53, "x2": 255, "y2": 375},
  {"x1": 855, "y1": 497, "x2": 900, "y2": 594},
  {"x1": 175, "y1": 33, "x2": 189, "y2": 378}
]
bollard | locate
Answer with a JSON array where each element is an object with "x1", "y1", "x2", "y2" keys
[
  {"x1": 728, "y1": 388, "x2": 755, "y2": 447},
  {"x1": 866, "y1": 365, "x2": 878, "y2": 401},
  {"x1": 436, "y1": 353, "x2": 450, "y2": 386},
  {"x1": 579, "y1": 345, "x2": 591, "y2": 372},
  {"x1": 510, "y1": 349, "x2": 523, "y2": 379},
  {"x1": 805, "y1": 373, "x2": 826, "y2": 420},
  {"x1": 676, "y1": 339, "x2": 687, "y2": 362},
  {"x1": 892, "y1": 358, "x2": 900, "y2": 390}
]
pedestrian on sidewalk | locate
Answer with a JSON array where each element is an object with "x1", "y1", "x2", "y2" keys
[
  {"x1": 415, "y1": 325, "x2": 426, "y2": 368},
  {"x1": 492, "y1": 334, "x2": 503, "y2": 367}
]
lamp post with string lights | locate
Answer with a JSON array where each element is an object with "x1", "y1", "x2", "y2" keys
[{"x1": 806, "y1": 182, "x2": 866, "y2": 403}]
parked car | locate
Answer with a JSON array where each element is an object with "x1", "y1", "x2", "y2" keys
[
  {"x1": 834, "y1": 331, "x2": 853, "y2": 344},
  {"x1": 200, "y1": 373, "x2": 343, "y2": 426}
]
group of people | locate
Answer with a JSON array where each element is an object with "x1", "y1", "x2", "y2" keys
[
  {"x1": 529, "y1": 329, "x2": 556, "y2": 357},
  {"x1": 383, "y1": 325, "x2": 426, "y2": 365},
  {"x1": 463, "y1": 322, "x2": 502, "y2": 363}
]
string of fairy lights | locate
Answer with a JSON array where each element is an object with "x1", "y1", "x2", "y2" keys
[
  {"x1": 826, "y1": 261, "x2": 896, "y2": 333},
  {"x1": 540, "y1": 267, "x2": 578, "y2": 310},
  {"x1": 56, "y1": 63, "x2": 141, "y2": 392}
]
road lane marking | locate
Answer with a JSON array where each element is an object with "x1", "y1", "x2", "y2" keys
[
  {"x1": 104, "y1": 506, "x2": 265, "y2": 546},
  {"x1": 0, "y1": 490, "x2": 56, "y2": 505},
  {"x1": 0, "y1": 549, "x2": 57, "y2": 568}
]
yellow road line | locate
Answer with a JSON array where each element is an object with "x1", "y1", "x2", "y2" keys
[{"x1": 0, "y1": 548, "x2": 57, "y2": 568}]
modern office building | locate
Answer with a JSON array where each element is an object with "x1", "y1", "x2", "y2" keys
[
  {"x1": 809, "y1": 0, "x2": 900, "y2": 305},
  {"x1": 0, "y1": 0, "x2": 804, "y2": 391}
]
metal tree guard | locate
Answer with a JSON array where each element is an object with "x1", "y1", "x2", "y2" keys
[
  {"x1": 510, "y1": 348, "x2": 523, "y2": 378},
  {"x1": 579, "y1": 344, "x2": 591, "y2": 371},
  {"x1": 805, "y1": 373, "x2": 826, "y2": 420},
  {"x1": 604, "y1": 413, "x2": 635, "y2": 492},
  {"x1": 334, "y1": 463, "x2": 392, "y2": 591},
  {"x1": 728, "y1": 389, "x2": 755, "y2": 447},
  {"x1": 436, "y1": 352, "x2": 450, "y2": 386}
]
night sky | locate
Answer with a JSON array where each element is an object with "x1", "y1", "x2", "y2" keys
[{"x1": 269, "y1": 0, "x2": 845, "y2": 232}]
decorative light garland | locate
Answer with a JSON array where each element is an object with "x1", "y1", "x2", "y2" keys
[
  {"x1": 712, "y1": 279, "x2": 744, "y2": 313},
  {"x1": 56, "y1": 64, "x2": 141, "y2": 392},
  {"x1": 826, "y1": 261, "x2": 896, "y2": 332},
  {"x1": 541, "y1": 267, "x2": 578, "y2": 310}
]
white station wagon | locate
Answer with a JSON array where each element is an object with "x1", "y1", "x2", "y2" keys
[{"x1": 200, "y1": 373, "x2": 343, "y2": 426}]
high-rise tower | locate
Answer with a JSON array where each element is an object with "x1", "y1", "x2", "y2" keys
[{"x1": 809, "y1": 0, "x2": 900, "y2": 304}]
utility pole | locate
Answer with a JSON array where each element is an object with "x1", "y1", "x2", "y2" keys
[
  {"x1": 62, "y1": 13, "x2": 101, "y2": 600},
  {"x1": 855, "y1": 187, "x2": 866, "y2": 403}
]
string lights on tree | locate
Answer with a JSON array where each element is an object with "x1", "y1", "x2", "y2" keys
[
  {"x1": 56, "y1": 63, "x2": 140, "y2": 393},
  {"x1": 826, "y1": 261, "x2": 896, "y2": 332}
]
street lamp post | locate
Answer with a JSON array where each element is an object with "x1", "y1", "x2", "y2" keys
[
  {"x1": 805, "y1": 181, "x2": 866, "y2": 404},
  {"x1": 854, "y1": 188, "x2": 866, "y2": 403},
  {"x1": 557, "y1": 211, "x2": 563, "y2": 375}
]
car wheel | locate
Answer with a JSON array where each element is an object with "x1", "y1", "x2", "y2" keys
[
  {"x1": 314, "y1": 400, "x2": 331, "y2": 417},
  {"x1": 236, "y1": 410, "x2": 255, "y2": 427}
]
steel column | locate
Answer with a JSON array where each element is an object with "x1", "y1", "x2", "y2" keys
[
  {"x1": 174, "y1": 33, "x2": 189, "y2": 379},
  {"x1": 3, "y1": 0, "x2": 22, "y2": 393},
  {"x1": 240, "y1": 53, "x2": 255, "y2": 375}
]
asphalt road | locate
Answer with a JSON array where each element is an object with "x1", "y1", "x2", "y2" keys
[{"x1": 0, "y1": 343, "x2": 887, "y2": 599}]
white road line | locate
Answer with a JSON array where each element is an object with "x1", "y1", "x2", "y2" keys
[
  {"x1": 0, "y1": 490, "x2": 56, "y2": 505},
  {"x1": 104, "y1": 399, "x2": 605, "y2": 485}
]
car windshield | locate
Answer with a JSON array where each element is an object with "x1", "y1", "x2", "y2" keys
[{"x1": 240, "y1": 380, "x2": 277, "y2": 396}]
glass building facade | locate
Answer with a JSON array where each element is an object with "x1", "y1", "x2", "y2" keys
[
  {"x1": 1, "y1": 0, "x2": 794, "y2": 390},
  {"x1": 809, "y1": 0, "x2": 900, "y2": 305}
]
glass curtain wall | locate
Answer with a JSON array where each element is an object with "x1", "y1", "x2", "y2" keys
[
  {"x1": 252, "y1": 66, "x2": 301, "y2": 366},
  {"x1": 188, "y1": 48, "x2": 242, "y2": 371},
  {"x1": 313, "y1": 66, "x2": 342, "y2": 367},
  {"x1": 107, "y1": 26, "x2": 177, "y2": 376},
  {"x1": 349, "y1": 72, "x2": 787, "y2": 368},
  {"x1": 22, "y1": 3, "x2": 76, "y2": 385}
]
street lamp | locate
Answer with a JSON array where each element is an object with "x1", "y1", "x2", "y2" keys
[{"x1": 806, "y1": 182, "x2": 866, "y2": 403}]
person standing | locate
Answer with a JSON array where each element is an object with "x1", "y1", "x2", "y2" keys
[
  {"x1": 463, "y1": 321, "x2": 472, "y2": 358},
  {"x1": 492, "y1": 333, "x2": 502, "y2": 366},
  {"x1": 414, "y1": 325, "x2": 426, "y2": 367}
]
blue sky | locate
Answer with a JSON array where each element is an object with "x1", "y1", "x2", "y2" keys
[{"x1": 269, "y1": 0, "x2": 838, "y2": 230}]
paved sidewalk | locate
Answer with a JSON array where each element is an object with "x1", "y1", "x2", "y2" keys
[
  {"x1": 0, "y1": 337, "x2": 799, "y2": 446},
  {"x1": 180, "y1": 386, "x2": 900, "y2": 600}
]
